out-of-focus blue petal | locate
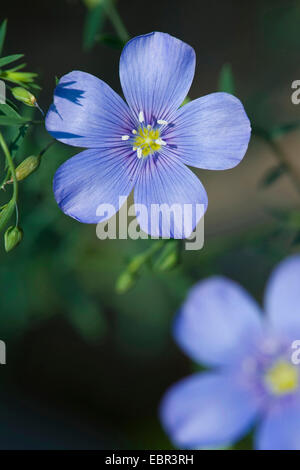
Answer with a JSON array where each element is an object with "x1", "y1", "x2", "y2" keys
[
  {"x1": 256, "y1": 403, "x2": 300, "y2": 450},
  {"x1": 134, "y1": 153, "x2": 207, "y2": 238},
  {"x1": 165, "y1": 93, "x2": 251, "y2": 169},
  {"x1": 174, "y1": 276, "x2": 263, "y2": 367},
  {"x1": 264, "y1": 255, "x2": 300, "y2": 339},
  {"x1": 53, "y1": 148, "x2": 142, "y2": 223},
  {"x1": 46, "y1": 71, "x2": 134, "y2": 148},
  {"x1": 160, "y1": 372, "x2": 259, "y2": 449},
  {"x1": 119, "y1": 32, "x2": 195, "y2": 124}
]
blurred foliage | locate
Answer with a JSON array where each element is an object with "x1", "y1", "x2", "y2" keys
[
  {"x1": 82, "y1": 0, "x2": 128, "y2": 50},
  {"x1": 218, "y1": 64, "x2": 235, "y2": 95}
]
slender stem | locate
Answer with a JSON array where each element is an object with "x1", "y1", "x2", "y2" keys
[
  {"x1": 105, "y1": 0, "x2": 130, "y2": 43},
  {"x1": 15, "y1": 203, "x2": 19, "y2": 226},
  {"x1": 0, "y1": 131, "x2": 18, "y2": 203},
  {"x1": 128, "y1": 239, "x2": 166, "y2": 274},
  {"x1": 39, "y1": 140, "x2": 56, "y2": 158},
  {"x1": 267, "y1": 139, "x2": 300, "y2": 196}
]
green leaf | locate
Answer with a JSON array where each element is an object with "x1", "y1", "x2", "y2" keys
[
  {"x1": 218, "y1": 63, "x2": 235, "y2": 95},
  {"x1": 83, "y1": 2, "x2": 107, "y2": 50},
  {"x1": 0, "y1": 54, "x2": 24, "y2": 68},
  {"x1": 0, "y1": 19, "x2": 7, "y2": 56},
  {"x1": 97, "y1": 32, "x2": 125, "y2": 49},
  {"x1": 0, "y1": 115, "x2": 28, "y2": 126},
  {"x1": 0, "y1": 103, "x2": 22, "y2": 119},
  {"x1": 259, "y1": 164, "x2": 286, "y2": 188},
  {"x1": 7, "y1": 62, "x2": 26, "y2": 72}
]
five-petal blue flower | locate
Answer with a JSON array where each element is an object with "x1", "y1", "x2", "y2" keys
[
  {"x1": 46, "y1": 32, "x2": 251, "y2": 238},
  {"x1": 160, "y1": 255, "x2": 300, "y2": 450}
]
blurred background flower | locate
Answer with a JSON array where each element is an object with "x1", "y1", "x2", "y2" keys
[
  {"x1": 0, "y1": 0, "x2": 300, "y2": 450},
  {"x1": 160, "y1": 255, "x2": 300, "y2": 450}
]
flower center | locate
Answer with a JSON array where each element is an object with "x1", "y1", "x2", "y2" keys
[
  {"x1": 121, "y1": 111, "x2": 168, "y2": 159},
  {"x1": 133, "y1": 126, "x2": 164, "y2": 157},
  {"x1": 264, "y1": 360, "x2": 298, "y2": 396}
]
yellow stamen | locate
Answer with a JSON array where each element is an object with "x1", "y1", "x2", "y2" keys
[
  {"x1": 265, "y1": 360, "x2": 298, "y2": 396},
  {"x1": 133, "y1": 126, "x2": 162, "y2": 157}
]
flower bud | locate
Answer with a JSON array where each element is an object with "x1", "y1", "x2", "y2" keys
[
  {"x1": 15, "y1": 155, "x2": 40, "y2": 181},
  {"x1": 153, "y1": 240, "x2": 180, "y2": 271},
  {"x1": 11, "y1": 87, "x2": 36, "y2": 107},
  {"x1": 116, "y1": 270, "x2": 137, "y2": 294},
  {"x1": 4, "y1": 226, "x2": 23, "y2": 252},
  {"x1": 0, "y1": 200, "x2": 14, "y2": 232}
]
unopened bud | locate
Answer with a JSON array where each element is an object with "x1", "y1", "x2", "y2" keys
[
  {"x1": 4, "y1": 226, "x2": 23, "y2": 252},
  {"x1": 0, "y1": 200, "x2": 14, "y2": 232},
  {"x1": 11, "y1": 87, "x2": 36, "y2": 107},
  {"x1": 116, "y1": 271, "x2": 137, "y2": 294},
  {"x1": 153, "y1": 240, "x2": 180, "y2": 271},
  {"x1": 15, "y1": 155, "x2": 40, "y2": 181}
]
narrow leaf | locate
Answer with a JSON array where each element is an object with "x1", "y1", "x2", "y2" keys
[
  {"x1": 0, "y1": 20, "x2": 7, "y2": 56},
  {"x1": 0, "y1": 54, "x2": 24, "y2": 68},
  {"x1": 0, "y1": 115, "x2": 28, "y2": 126},
  {"x1": 0, "y1": 103, "x2": 22, "y2": 119},
  {"x1": 83, "y1": 3, "x2": 106, "y2": 50},
  {"x1": 259, "y1": 165, "x2": 286, "y2": 188}
]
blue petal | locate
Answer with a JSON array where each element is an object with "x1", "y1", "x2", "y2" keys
[
  {"x1": 160, "y1": 372, "x2": 259, "y2": 449},
  {"x1": 264, "y1": 255, "x2": 300, "y2": 339},
  {"x1": 174, "y1": 276, "x2": 263, "y2": 367},
  {"x1": 119, "y1": 32, "x2": 195, "y2": 124},
  {"x1": 46, "y1": 71, "x2": 134, "y2": 148},
  {"x1": 134, "y1": 153, "x2": 207, "y2": 238},
  {"x1": 53, "y1": 148, "x2": 142, "y2": 223},
  {"x1": 165, "y1": 92, "x2": 251, "y2": 169},
  {"x1": 256, "y1": 404, "x2": 300, "y2": 450}
]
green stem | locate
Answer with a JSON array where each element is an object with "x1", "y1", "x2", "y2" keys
[
  {"x1": 128, "y1": 239, "x2": 166, "y2": 274},
  {"x1": 267, "y1": 139, "x2": 300, "y2": 196},
  {"x1": 105, "y1": 0, "x2": 130, "y2": 43},
  {"x1": 38, "y1": 140, "x2": 56, "y2": 158},
  {"x1": 0, "y1": 131, "x2": 18, "y2": 203},
  {"x1": 254, "y1": 127, "x2": 300, "y2": 197}
]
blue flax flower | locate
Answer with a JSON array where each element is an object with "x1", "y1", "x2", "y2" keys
[
  {"x1": 46, "y1": 32, "x2": 250, "y2": 238},
  {"x1": 160, "y1": 255, "x2": 300, "y2": 449}
]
